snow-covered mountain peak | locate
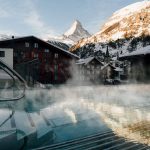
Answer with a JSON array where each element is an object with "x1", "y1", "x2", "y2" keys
[
  {"x1": 49, "y1": 20, "x2": 91, "y2": 46},
  {"x1": 63, "y1": 20, "x2": 91, "y2": 43},
  {"x1": 64, "y1": 20, "x2": 82, "y2": 36},
  {"x1": 71, "y1": 1, "x2": 150, "y2": 51}
]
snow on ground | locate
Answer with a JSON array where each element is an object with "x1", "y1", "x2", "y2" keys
[
  {"x1": 110, "y1": 31, "x2": 125, "y2": 41},
  {"x1": 120, "y1": 45, "x2": 150, "y2": 57},
  {"x1": 105, "y1": 1, "x2": 150, "y2": 27}
]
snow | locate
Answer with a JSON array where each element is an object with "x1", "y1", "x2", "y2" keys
[
  {"x1": 62, "y1": 39, "x2": 74, "y2": 45},
  {"x1": 76, "y1": 57, "x2": 103, "y2": 65},
  {"x1": 0, "y1": 34, "x2": 11, "y2": 40},
  {"x1": 64, "y1": 20, "x2": 91, "y2": 42},
  {"x1": 114, "y1": 1, "x2": 149, "y2": 16},
  {"x1": 120, "y1": 45, "x2": 150, "y2": 58},
  {"x1": 49, "y1": 20, "x2": 91, "y2": 45},
  {"x1": 111, "y1": 31, "x2": 125, "y2": 41},
  {"x1": 76, "y1": 57, "x2": 94, "y2": 65},
  {"x1": 48, "y1": 36, "x2": 74, "y2": 45},
  {"x1": 64, "y1": 20, "x2": 80, "y2": 37},
  {"x1": 105, "y1": 1, "x2": 150, "y2": 27},
  {"x1": 101, "y1": 63, "x2": 115, "y2": 70},
  {"x1": 72, "y1": 1, "x2": 150, "y2": 52},
  {"x1": 114, "y1": 67, "x2": 123, "y2": 72}
]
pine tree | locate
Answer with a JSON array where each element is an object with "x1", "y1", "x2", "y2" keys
[{"x1": 105, "y1": 46, "x2": 110, "y2": 63}]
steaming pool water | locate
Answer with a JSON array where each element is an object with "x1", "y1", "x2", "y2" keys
[{"x1": 0, "y1": 84, "x2": 150, "y2": 149}]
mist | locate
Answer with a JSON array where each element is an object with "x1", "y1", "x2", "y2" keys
[
  {"x1": 0, "y1": 61, "x2": 150, "y2": 147},
  {"x1": 7, "y1": 83, "x2": 148, "y2": 146}
]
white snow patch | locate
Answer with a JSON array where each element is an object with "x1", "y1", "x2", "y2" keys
[
  {"x1": 120, "y1": 45, "x2": 150, "y2": 57},
  {"x1": 105, "y1": 1, "x2": 150, "y2": 27},
  {"x1": 111, "y1": 31, "x2": 125, "y2": 41}
]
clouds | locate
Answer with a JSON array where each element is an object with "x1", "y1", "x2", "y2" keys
[
  {"x1": 23, "y1": 0, "x2": 57, "y2": 39},
  {"x1": 0, "y1": 0, "x2": 57, "y2": 39},
  {"x1": 0, "y1": 0, "x2": 18, "y2": 36},
  {"x1": 0, "y1": 0, "x2": 143, "y2": 39},
  {"x1": 0, "y1": 9, "x2": 10, "y2": 18},
  {"x1": 0, "y1": 0, "x2": 12, "y2": 18}
]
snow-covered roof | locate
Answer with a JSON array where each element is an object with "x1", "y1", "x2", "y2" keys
[
  {"x1": 0, "y1": 35, "x2": 79, "y2": 59},
  {"x1": 101, "y1": 63, "x2": 115, "y2": 70},
  {"x1": 76, "y1": 57, "x2": 94, "y2": 65},
  {"x1": 76, "y1": 57, "x2": 103, "y2": 65},
  {"x1": 101, "y1": 64, "x2": 122, "y2": 72},
  {"x1": 114, "y1": 67, "x2": 123, "y2": 72},
  {"x1": 120, "y1": 45, "x2": 150, "y2": 58}
]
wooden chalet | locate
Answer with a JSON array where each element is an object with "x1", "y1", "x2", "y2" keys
[
  {"x1": 76, "y1": 57, "x2": 104, "y2": 82},
  {"x1": 0, "y1": 36, "x2": 79, "y2": 84},
  {"x1": 100, "y1": 63, "x2": 116, "y2": 82}
]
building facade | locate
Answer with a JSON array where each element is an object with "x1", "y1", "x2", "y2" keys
[
  {"x1": 119, "y1": 51, "x2": 150, "y2": 82},
  {"x1": 76, "y1": 57, "x2": 104, "y2": 83},
  {"x1": 0, "y1": 36, "x2": 79, "y2": 84},
  {"x1": 0, "y1": 48, "x2": 13, "y2": 68}
]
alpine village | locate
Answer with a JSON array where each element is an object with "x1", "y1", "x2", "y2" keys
[{"x1": 0, "y1": 1, "x2": 150, "y2": 86}]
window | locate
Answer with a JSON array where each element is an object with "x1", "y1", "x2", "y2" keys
[
  {"x1": 0, "y1": 51, "x2": 5, "y2": 57},
  {"x1": 34, "y1": 43, "x2": 38, "y2": 48},
  {"x1": 115, "y1": 63, "x2": 119, "y2": 67},
  {"x1": 34, "y1": 53, "x2": 38, "y2": 58},
  {"x1": 45, "y1": 64, "x2": 50, "y2": 72},
  {"x1": 55, "y1": 53, "x2": 58, "y2": 59},
  {"x1": 54, "y1": 64, "x2": 58, "y2": 81},
  {"x1": 44, "y1": 58, "x2": 49, "y2": 63},
  {"x1": 45, "y1": 49, "x2": 49, "y2": 53},
  {"x1": 25, "y1": 42, "x2": 30, "y2": 47}
]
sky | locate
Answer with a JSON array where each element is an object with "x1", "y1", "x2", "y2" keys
[{"x1": 0, "y1": 0, "x2": 145, "y2": 39}]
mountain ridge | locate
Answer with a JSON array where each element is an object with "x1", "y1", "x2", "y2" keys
[{"x1": 70, "y1": 1, "x2": 150, "y2": 59}]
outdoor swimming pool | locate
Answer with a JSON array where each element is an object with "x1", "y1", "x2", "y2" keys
[{"x1": 0, "y1": 84, "x2": 150, "y2": 149}]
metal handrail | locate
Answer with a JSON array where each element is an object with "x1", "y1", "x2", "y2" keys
[
  {"x1": 0, "y1": 106, "x2": 15, "y2": 127},
  {"x1": 0, "y1": 59, "x2": 27, "y2": 101},
  {"x1": 0, "y1": 65, "x2": 16, "y2": 89}
]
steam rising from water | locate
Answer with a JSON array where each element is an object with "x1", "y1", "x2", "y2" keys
[
  {"x1": 7, "y1": 84, "x2": 150, "y2": 145},
  {"x1": 64, "y1": 108, "x2": 77, "y2": 123}
]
